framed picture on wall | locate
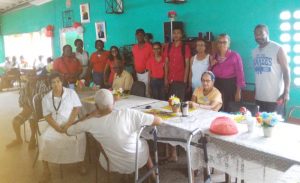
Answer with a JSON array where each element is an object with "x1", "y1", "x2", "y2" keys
[
  {"x1": 80, "y1": 3, "x2": 90, "y2": 23},
  {"x1": 95, "y1": 22, "x2": 107, "y2": 42}
]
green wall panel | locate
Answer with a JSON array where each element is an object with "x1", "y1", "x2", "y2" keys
[{"x1": 0, "y1": 0, "x2": 299, "y2": 115}]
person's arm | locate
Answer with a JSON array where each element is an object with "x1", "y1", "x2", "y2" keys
[
  {"x1": 45, "y1": 114, "x2": 64, "y2": 133},
  {"x1": 189, "y1": 56, "x2": 194, "y2": 88},
  {"x1": 277, "y1": 47, "x2": 290, "y2": 102},
  {"x1": 62, "y1": 107, "x2": 80, "y2": 130},
  {"x1": 184, "y1": 45, "x2": 191, "y2": 84},
  {"x1": 103, "y1": 63, "x2": 111, "y2": 86},
  {"x1": 234, "y1": 53, "x2": 245, "y2": 102}
]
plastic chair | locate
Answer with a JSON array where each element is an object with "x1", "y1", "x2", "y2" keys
[
  {"x1": 287, "y1": 106, "x2": 300, "y2": 125},
  {"x1": 131, "y1": 81, "x2": 146, "y2": 97}
]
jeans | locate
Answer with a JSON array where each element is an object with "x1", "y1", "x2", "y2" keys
[
  {"x1": 150, "y1": 78, "x2": 165, "y2": 100},
  {"x1": 93, "y1": 72, "x2": 104, "y2": 87}
]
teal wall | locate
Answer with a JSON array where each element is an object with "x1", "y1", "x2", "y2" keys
[{"x1": 0, "y1": 0, "x2": 299, "y2": 114}]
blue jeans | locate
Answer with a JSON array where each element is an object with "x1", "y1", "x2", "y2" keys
[
  {"x1": 93, "y1": 72, "x2": 104, "y2": 87},
  {"x1": 150, "y1": 78, "x2": 165, "y2": 100}
]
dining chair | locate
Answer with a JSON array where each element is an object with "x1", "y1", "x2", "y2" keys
[
  {"x1": 287, "y1": 106, "x2": 300, "y2": 125},
  {"x1": 131, "y1": 81, "x2": 146, "y2": 97}
]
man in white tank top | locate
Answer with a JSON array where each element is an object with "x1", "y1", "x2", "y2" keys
[{"x1": 252, "y1": 24, "x2": 290, "y2": 115}]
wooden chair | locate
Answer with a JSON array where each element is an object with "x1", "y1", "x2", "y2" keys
[{"x1": 287, "y1": 106, "x2": 300, "y2": 125}]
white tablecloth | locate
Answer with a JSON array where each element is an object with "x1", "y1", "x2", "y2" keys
[
  {"x1": 276, "y1": 165, "x2": 300, "y2": 183},
  {"x1": 80, "y1": 94, "x2": 300, "y2": 182}
]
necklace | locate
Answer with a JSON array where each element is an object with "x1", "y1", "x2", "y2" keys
[{"x1": 52, "y1": 89, "x2": 64, "y2": 119}]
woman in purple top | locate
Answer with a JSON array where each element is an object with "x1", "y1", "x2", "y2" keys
[{"x1": 210, "y1": 34, "x2": 245, "y2": 112}]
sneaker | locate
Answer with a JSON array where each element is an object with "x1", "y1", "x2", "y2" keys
[{"x1": 6, "y1": 139, "x2": 23, "y2": 148}]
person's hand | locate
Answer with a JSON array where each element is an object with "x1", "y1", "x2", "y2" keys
[
  {"x1": 55, "y1": 126, "x2": 64, "y2": 133},
  {"x1": 235, "y1": 91, "x2": 241, "y2": 102},
  {"x1": 210, "y1": 59, "x2": 218, "y2": 66},
  {"x1": 277, "y1": 92, "x2": 289, "y2": 104}
]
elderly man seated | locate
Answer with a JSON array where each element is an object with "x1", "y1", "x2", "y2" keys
[
  {"x1": 112, "y1": 60, "x2": 133, "y2": 93},
  {"x1": 189, "y1": 71, "x2": 223, "y2": 111},
  {"x1": 64, "y1": 89, "x2": 161, "y2": 181}
]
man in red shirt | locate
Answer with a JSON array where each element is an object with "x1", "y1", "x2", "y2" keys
[
  {"x1": 164, "y1": 27, "x2": 191, "y2": 162},
  {"x1": 89, "y1": 40, "x2": 110, "y2": 87},
  {"x1": 164, "y1": 28, "x2": 191, "y2": 89},
  {"x1": 53, "y1": 45, "x2": 82, "y2": 87},
  {"x1": 132, "y1": 28, "x2": 153, "y2": 96}
]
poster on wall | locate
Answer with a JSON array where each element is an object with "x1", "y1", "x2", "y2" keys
[
  {"x1": 80, "y1": 3, "x2": 90, "y2": 23},
  {"x1": 95, "y1": 22, "x2": 107, "y2": 42}
]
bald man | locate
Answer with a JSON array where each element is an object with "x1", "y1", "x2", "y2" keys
[{"x1": 64, "y1": 89, "x2": 161, "y2": 175}]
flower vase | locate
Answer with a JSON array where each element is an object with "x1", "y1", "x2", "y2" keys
[
  {"x1": 263, "y1": 127, "x2": 274, "y2": 137},
  {"x1": 114, "y1": 94, "x2": 121, "y2": 101},
  {"x1": 171, "y1": 105, "x2": 180, "y2": 113}
]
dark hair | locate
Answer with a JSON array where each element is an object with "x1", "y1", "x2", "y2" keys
[
  {"x1": 196, "y1": 39, "x2": 210, "y2": 54},
  {"x1": 201, "y1": 71, "x2": 215, "y2": 81},
  {"x1": 49, "y1": 72, "x2": 62, "y2": 83},
  {"x1": 95, "y1": 40, "x2": 104, "y2": 48},
  {"x1": 74, "y1": 39, "x2": 83, "y2": 46},
  {"x1": 108, "y1": 46, "x2": 122, "y2": 61},
  {"x1": 152, "y1": 42, "x2": 162, "y2": 48},
  {"x1": 145, "y1": 33, "x2": 153, "y2": 40},
  {"x1": 63, "y1": 44, "x2": 72, "y2": 52},
  {"x1": 254, "y1": 24, "x2": 269, "y2": 34},
  {"x1": 135, "y1": 28, "x2": 145, "y2": 35}
]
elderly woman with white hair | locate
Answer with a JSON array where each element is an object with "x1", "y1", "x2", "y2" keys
[{"x1": 64, "y1": 89, "x2": 161, "y2": 181}]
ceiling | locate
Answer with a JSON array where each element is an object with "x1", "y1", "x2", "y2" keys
[{"x1": 0, "y1": 0, "x2": 52, "y2": 14}]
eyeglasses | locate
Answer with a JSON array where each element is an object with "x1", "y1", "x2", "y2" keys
[
  {"x1": 201, "y1": 79, "x2": 212, "y2": 83},
  {"x1": 217, "y1": 41, "x2": 228, "y2": 45}
]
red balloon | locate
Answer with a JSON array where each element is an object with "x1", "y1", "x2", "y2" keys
[
  {"x1": 46, "y1": 30, "x2": 53, "y2": 37},
  {"x1": 46, "y1": 25, "x2": 54, "y2": 31},
  {"x1": 73, "y1": 22, "x2": 81, "y2": 28}
]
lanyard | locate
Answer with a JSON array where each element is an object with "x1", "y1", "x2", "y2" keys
[{"x1": 52, "y1": 89, "x2": 64, "y2": 118}]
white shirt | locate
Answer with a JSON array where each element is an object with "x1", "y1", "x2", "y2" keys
[
  {"x1": 4, "y1": 61, "x2": 14, "y2": 70},
  {"x1": 42, "y1": 87, "x2": 82, "y2": 125},
  {"x1": 252, "y1": 41, "x2": 284, "y2": 102},
  {"x1": 67, "y1": 108, "x2": 154, "y2": 174}
]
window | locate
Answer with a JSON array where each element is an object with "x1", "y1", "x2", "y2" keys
[
  {"x1": 280, "y1": 10, "x2": 300, "y2": 87},
  {"x1": 4, "y1": 32, "x2": 53, "y2": 68}
]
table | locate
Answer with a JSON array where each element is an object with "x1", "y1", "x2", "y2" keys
[
  {"x1": 276, "y1": 165, "x2": 300, "y2": 183},
  {"x1": 80, "y1": 93, "x2": 300, "y2": 182}
]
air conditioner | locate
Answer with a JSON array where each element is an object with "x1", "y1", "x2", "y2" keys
[{"x1": 30, "y1": 0, "x2": 52, "y2": 6}]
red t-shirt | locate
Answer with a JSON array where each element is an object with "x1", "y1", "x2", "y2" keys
[
  {"x1": 53, "y1": 56, "x2": 82, "y2": 75},
  {"x1": 148, "y1": 55, "x2": 165, "y2": 79},
  {"x1": 164, "y1": 42, "x2": 191, "y2": 83},
  {"x1": 107, "y1": 59, "x2": 116, "y2": 84},
  {"x1": 132, "y1": 42, "x2": 152, "y2": 73},
  {"x1": 53, "y1": 56, "x2": 82, "y2": 83},
  {"x1": 90, "y1": 51, "x2": 110, "y2": 73}
]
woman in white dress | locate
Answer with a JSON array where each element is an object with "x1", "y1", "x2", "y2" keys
[
  {"x1": 189, "y1": 39, "x2": 210, "y2": 91},
  {"x1": 39, "y1": 72, "x2": 86, "y2": 182}
]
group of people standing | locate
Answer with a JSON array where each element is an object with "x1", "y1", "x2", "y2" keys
[{"x1": 3, "y1": 23, "x2": 290, "y2": 183}]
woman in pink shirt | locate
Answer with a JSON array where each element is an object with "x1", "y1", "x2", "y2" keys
[{"x1": 210, "y1": 34, "x2": 245, "y2": 112}]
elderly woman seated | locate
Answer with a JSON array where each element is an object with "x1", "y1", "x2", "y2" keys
[
  {"x1": 65, "y1": 89, "x2": 161, "y2": 182},
  {"x1": 39, "y1": 72, "x2": 86, "y2": 182},
  {"x1": 189, "y1": 71, "x2": 223, "y2": 111}
]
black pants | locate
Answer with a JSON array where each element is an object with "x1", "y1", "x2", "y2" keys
[
  {"x1": 214, "y1": 77, "x2": 236, "y2": 112},
  {"x1": 150, "y1": 78, "x2": 165, "y2": 100},
  {"x1": 255, "y1": 100, "x2": 285, "y2": 116}
]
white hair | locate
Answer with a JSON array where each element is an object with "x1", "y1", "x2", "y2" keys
[{"x1": 94, "y1": 89, "x2": 114, "y2": 110}]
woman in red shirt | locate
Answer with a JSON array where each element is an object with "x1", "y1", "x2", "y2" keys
[
  {"x1": 89, "y1": 40, "x2": 110, "y2": 87},
  {"x1": 148, "y1": 42, "x2": 165, "y2": 100},
  {"x1": 104, "y1": 46, "x2": 123, "y2": 88}
]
